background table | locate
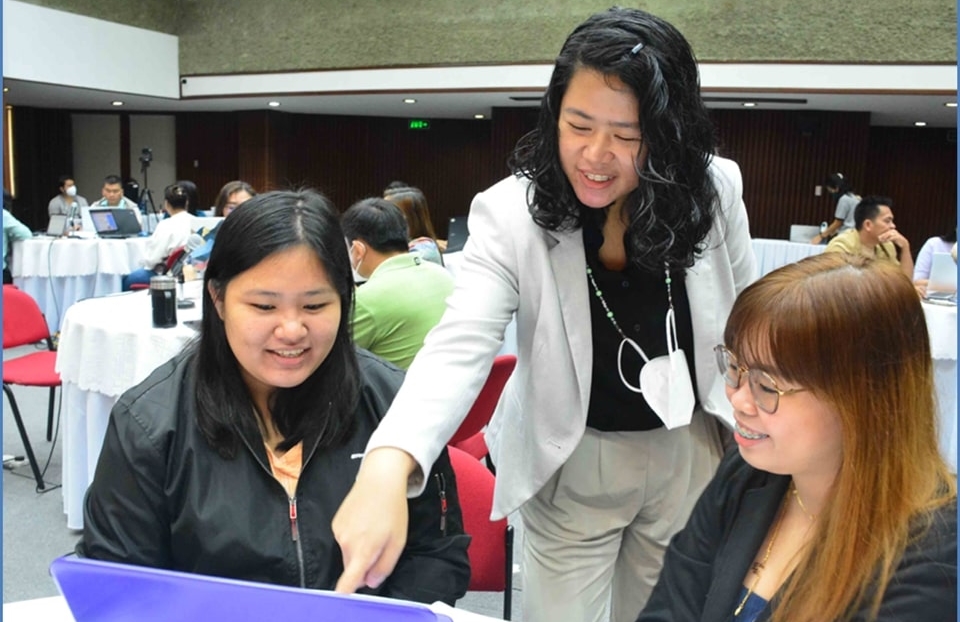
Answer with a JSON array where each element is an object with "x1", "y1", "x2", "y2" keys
[
  {"x1": 751, "y1": 238, "x2": 825, "y2": 276},
  {"x1": 922, "y1": 301, "x2": 957, "y2": 471},
  {"x1": 12, "y1": 237, "x2": 150, "y2": 332},
  {"x1": 55, "y1": 282, "x2": 203, "y2": 529}
]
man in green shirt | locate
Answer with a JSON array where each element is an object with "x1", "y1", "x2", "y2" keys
[
  {"x1": 342, "y1": 198, "x2": 454, "y2": 369},
  {"x1": 826, "y1": 195, "x2": 914, "y2": 280}
]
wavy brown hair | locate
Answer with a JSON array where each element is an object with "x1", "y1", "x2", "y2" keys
[
  {"x1": 725, "y1": 252, "x2": 955, "y2": 622},
  {"x1": 383, "y1": 186, "x2": 438, "y2": 241}
]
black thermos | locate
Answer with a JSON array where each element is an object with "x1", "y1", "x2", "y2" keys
[{"x1": 150, "y1": 275, "x2": 178, "y2": 328}]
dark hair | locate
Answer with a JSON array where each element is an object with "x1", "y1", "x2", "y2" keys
[
  {"x1": 341, "y1": 198, "x2": 411, "y2": 254},
  {"x1": 939, "y1": 227, "x2": 957, "y2": 244},
  {"x1": 102, "y1": 174, "x2": 123, "y2": 186},
  {"x1": 192, "y1": 189, "x2": 359, "y2": 458},
  {"x1": 58, "y1": 175, "x2": 74, "y2": 190},
  {"x1": 382, "y1": 180, "x2": 410, "y2": 196},
  {"x1": 853, "y1": 196, "x2": 893, "y2": 230},
  {"x1": 163, "y1": 182, "x2": 192, "y2": 211},
  {"x1": 176, "y1": 180, "x2": 199, "y2": 215},
  {"x1": 3, "y1": 189, "x2": 13, "y2": 211},
  {"x1": 508, "y1": 6, "x2": 718, "y2": 272},
  {"x1": 824, "y1": 172, "x2": 855, "y2": 195},
  {"x1": 214, "y1": 180, "x2": 257, "y2": 217},
  {"x1": 383, "y1": 186, "x2": 438, "y2": 240}
]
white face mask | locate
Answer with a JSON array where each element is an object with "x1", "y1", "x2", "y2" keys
[
  {"x1": 618, "y1": 307, "x2": 695, "y2": 429},
  {"x1": 346, "y1": 239, "x2": 366, "y2": 284},
  {"x1": 65, "y1": 185, "x2": 78, "y2": 197}
]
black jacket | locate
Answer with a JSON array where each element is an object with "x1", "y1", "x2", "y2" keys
[
  {"x1": 78, "y1": 348, "x2": 471, "y2": 606},
  {"x1": 638, "y1": 449, "x2": 957, "y2": 622}
]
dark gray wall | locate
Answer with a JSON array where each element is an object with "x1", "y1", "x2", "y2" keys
[{"x1": 18, "y1": 0, "x2": 957, "y2": 75}]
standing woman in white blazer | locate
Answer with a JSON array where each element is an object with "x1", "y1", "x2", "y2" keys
[{"x1": 333, "y1": 8, "x2": 757, "y2": 622}]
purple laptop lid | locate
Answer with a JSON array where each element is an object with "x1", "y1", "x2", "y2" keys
[{"x1": 50, "y1": 556, "x2": 453, "y2": 622}]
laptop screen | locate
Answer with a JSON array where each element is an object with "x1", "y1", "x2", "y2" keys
[{"x1": 89, "y1": 210, "x2": 119, "y2": 234}]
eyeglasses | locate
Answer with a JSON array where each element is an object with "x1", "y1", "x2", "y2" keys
[{"x1": 713, "y1": 345, "x2": 805, "y2": 414}]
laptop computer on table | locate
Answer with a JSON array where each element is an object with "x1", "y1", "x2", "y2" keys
[
  {"x1": 50, "y1": 556, "x2": 455, "y2": 622},
  {"x1": 89, "y1": 208, "x2": 142, "y2": 238},
  {"x1": 42, "y1": 214, "x2": 68, "y2": 237},
  {"x1": 925, "y1": 251, "x2": 957, "y2": 303},
  {"x1": 444, "y1": 216, "x2": 469, "y2": 253}
]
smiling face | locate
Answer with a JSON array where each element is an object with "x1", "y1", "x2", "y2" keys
[
  {"x1": 725, "y1": 348, "x2": 844, "y2": 486},
  {"x1": 210, "y1": 244, "x2": 342, "y2": 415},
  {"x1": 558, "y1": 68, "x2": 646, "y2": 212}
]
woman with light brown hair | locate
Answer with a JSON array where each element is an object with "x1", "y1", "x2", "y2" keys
[
  {"x1": 383, "y1": 186, "x2": 446, "y2": 264},
  {"x1": 639, "y1": 252, "x2": 956, "y2": 622}
]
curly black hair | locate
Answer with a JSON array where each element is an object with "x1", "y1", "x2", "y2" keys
[{"x1": 508, "y1": 7, "x2": 719, "y2": 272}]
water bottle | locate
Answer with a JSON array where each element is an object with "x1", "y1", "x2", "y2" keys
[{"x1": 150, "y1": 275, "x2": 178, "y2": 328}]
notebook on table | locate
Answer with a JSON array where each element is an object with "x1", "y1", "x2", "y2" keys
[
  {"x1": 89, "y1": 208, "x2": 142, "y2": 238},
  {"x1": 50, "y1": 555, "x2": 454, "y2": 622},
  {"x1": 925, "y1": 251, "x2": 957, "y2": 302}
]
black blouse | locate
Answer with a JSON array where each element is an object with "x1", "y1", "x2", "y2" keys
[{"x1": 582, "y1": 217, "x2": 698, "y2": 432}]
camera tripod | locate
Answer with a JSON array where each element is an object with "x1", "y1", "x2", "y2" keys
[{"x1": 138, "y1": 156, "x2": 158, "y2": 234}]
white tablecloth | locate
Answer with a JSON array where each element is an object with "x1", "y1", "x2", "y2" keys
[
  {"x1": 11, "y1": 237, "x2": 150, "y2": 332},
  {"x1": 922, "y1": 301, "x2": 957, "y2": 471},
  {"x1": 751, "y1": 238, "x2": 826, "y2": 276},
  {"x1": 56, "y1": 282, "x2": 203, "y2": 529}
]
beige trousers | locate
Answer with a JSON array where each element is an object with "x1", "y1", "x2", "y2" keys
[{"x1": 518, "y1": 413, "x2": 722, "y2": 622}]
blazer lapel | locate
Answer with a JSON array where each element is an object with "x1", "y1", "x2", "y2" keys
[
  {"x1": 702, "y1": 474, "x2": 790, "y2": 622},
  {"x1": 545, "y1": 228, "x2": 592, "y2": 417}
]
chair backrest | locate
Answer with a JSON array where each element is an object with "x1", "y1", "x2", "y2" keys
[
  {"x1": 449, "y1": 354, "x2": 517, "y2": 446},
  {"x1": 447, "y1": 445, "x2": 508, "y2": 592},
  {"x1": 3, "y1": 285, "x2": 51, "y2": 349},
  {"x1": 164, "y1": 245, "x2": 188, "y2": 275}
]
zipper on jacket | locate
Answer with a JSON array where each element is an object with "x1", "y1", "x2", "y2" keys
[
  {"x1": 435, "y1": 472, "x2": 448, "y2": 535},
  {"x1": 289, "y1": 496, "x2": 307, "y2": 588}
]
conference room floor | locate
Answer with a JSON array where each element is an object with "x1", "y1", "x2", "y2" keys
[{"x1": 2, "y1": 345, "x2": 524, "y2": 618}]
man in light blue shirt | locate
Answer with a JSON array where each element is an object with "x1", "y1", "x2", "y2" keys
[{"x1": 3, "y1": 191, "x2": 33, "y2": 284}]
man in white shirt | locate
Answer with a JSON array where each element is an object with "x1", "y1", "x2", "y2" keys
[{"x1": 81, "y1": 174, "x2": 143, "y2": 232}]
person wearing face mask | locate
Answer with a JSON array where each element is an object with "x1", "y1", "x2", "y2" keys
[
  {"x1": 332, "y1": 8, "x2": 756, "y2": 622},
  {"x1": 341, "y1": 198, "x2": 454, "y2": 370},
  {"x1": 48, "y1": 175, "x2": 89, "y2": 229}
]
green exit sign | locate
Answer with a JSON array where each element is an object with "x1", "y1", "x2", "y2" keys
[{"x1": 408, "y1": 119, "x2": 431, "y2": 130}]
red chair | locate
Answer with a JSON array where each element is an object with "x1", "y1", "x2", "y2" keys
[
  {"x1": 449, "y1": 355, "x2": 517, "y2": 462},
  {"x1": 2, "y1": 285, "x2": 60, "y2": 490},
  {"x1": 447, "y1": 445, "x2": 514, "y2": 619},
  {"x1": 129, "y1": 245, "x2": 188, "y2": 291}
]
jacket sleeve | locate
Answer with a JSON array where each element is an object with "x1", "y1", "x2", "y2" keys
[
  {"x1": 865, "y1": 504, "x2": 957, "y2": 622},
  {"x1": 374, "y1": 446, "x2": 472, "y2": 605},
  {"x1": 637, "y1": 450, "x2": 743, "y2": 621},
  {"x1": 76, "y1": 400, "x2": 173, "y2": 568}
]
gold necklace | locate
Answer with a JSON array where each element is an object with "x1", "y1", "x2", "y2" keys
[
  {"x1": 734, "y1": 498, "x2": 787, "y2": 617},
  {"x1": 791, "y1": 483, "x2": 817, "y2": 521}
]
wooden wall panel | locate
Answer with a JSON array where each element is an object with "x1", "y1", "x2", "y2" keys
[
  {"x1": 10, "y1": 106, "x2": 74, "y2": 231},
  {"x1": 175, "y1": 112, "x2": 239, "y2": 210},
  {"x1": 710, "y1": 109, "x2": 871, "y2": 241},
  {"x1": 864, "y1": 127, "x2": 957, "y2": 249}
]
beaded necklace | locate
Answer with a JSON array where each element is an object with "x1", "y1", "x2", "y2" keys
[
  {"x1": 586, "y1": 262, "x2": 676, "y2": 394},
  {"x1": 585, "y1": 263, "x2": 675, "y2": 341}
]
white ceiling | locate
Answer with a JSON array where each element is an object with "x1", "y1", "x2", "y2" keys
[{"x1": 5, "y1": 63, "x2": 959, "y2": 129}]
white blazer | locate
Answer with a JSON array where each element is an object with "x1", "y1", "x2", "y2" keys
[{"x1": 366, "y1": 156, "x2": 757, "y2": 519}]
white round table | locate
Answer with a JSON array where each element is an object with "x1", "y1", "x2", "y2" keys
[
  {"x1": 922, "y1": 301, "x2": 957, "y2": 471},
  {"x1": 11, "y1": 237, "x2": 150, "y2": 332},
  {"x1": 55, "y1": 281, "x2": 203, "y2": 529}
]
